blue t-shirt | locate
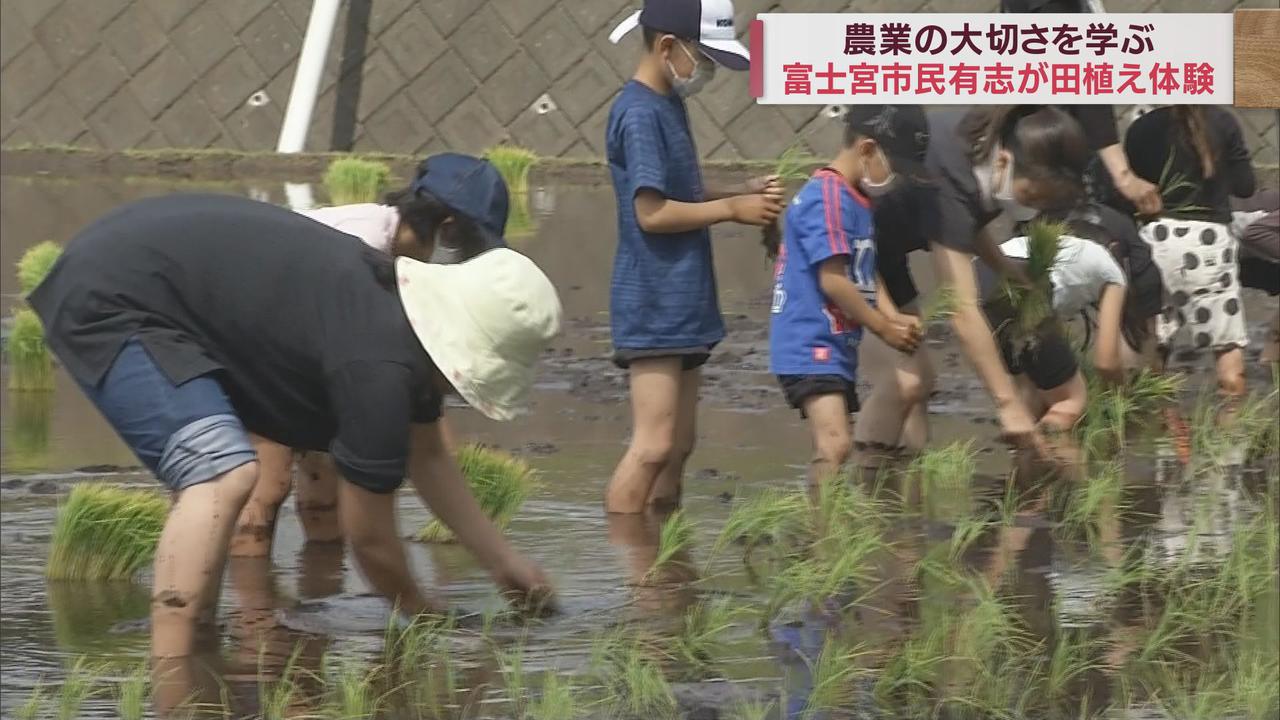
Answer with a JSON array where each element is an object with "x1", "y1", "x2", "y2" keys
[
  {"x1": 769, "y1": 169, "x2": 877, "y2": 380},
  {"x1": 605, "y1": 80, "x2": 724, "y2": 351}
]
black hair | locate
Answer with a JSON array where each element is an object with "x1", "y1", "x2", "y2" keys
[
  {"x1": 960, "y1": 105, "x2": 1090, "y2": 212},
  {"x1": 382, "y1": 186, "x2": 490, "y2": 260},
  {"x1": 841, "y1": 111, "x2": 870, "y2": 148}
]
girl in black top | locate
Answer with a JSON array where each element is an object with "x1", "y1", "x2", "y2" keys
[{"x1": 1124, "y1": 106, "x2": 1256, "y2": 401}]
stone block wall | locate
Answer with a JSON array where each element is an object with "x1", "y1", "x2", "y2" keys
[{"x1": 1, "y1": 0, "x2": 1276, "y2": 163}]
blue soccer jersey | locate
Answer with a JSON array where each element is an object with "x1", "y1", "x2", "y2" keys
[{"x1": 768, "y1": 168, "x2": 877, "y2": 380}]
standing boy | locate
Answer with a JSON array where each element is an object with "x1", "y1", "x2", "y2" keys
[
  {"x1": 770, "y1": 106, "x2": 926, "y2": 487},
  {"x1": 603, "y1": 0, "x2": 784, "y2": 513}
]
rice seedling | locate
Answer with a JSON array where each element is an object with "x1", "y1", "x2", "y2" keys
[
  {"x1": 17, "y1": 240, "x2": 62, "y2": 295},
  {"x1": 115, "y1": 662, "x2": 149, "y2": 720},
  {"x1": 418, "y1": 444, "x2": 538, "y2": 543},
  {"x1": 8, "y1": 307, "x2": 54, "y2": 392},
  {"x1": 324, "y1": 157, "x2": 391, "y2": 205},
  {"x1": 15, "y1": 682, "x2": 45, "y2": 720},
  {"x1": 1038, "y1": 629, "x2": 1103, "y2": 707},
  {"x1": 1153, "y1": 150, "x2": 1212, "y2": 217},
  {"x1": 919, "y1": 284, "x2": 959, "y2": 328},
  {"x1": 1053, "y1": 462, "x2": 1124, "y2": 543},
  {"x1": 484, "y1": 145, "x2": 538, "y2": 238},
  {"x1": 996, "y1": 218, "x2": 1068, "y2": 352},
  {"x1": 1079, "y1": 366, "x2": 1183, "y2": 457},
  {"x1": 668, "y1": 596, "x2": 740, "y2": 671},
  {"x1": 326, "y1": 656, "x2": 384, "y2": 719},
  {"x1": 47, "y1": 483, "x2": 168, "y2": 580},
  {"x1": 56, "y1": 657, "x2": 99, "y2": 720},
  {"x1": 730, "y1": 698, "x2": 775, "y2": 720},
  {"x1": 800, "y1": 637, "x2": 870, "y2": 719},
  {"x1": 714, "y1": 487, "x2": 809, "y2": 559},
  {"x1": 259, "y1": 644, "x2": 306, "y2": 720},
  {"x1": 761, "y1": 141, "x2": 818, "y2": 259},
  {"x1": 527, "y1": 672, "x2": 580, "y2": 720},
  {"x1": 497, "y1": 643, "x2": 529, "y2": 716},
  {"x1": 905, "y1": 442, "x2": 977, "y2": 521},
  {"x1": 599, "y1": 638, "x2": 677, "y2": 718},
  {"x1": 644, "y1": 509, "x2": 696, "y2": 582}
]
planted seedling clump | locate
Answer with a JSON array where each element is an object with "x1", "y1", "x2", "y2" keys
[
  {"x1": 324, "y1": 157, "x2": 391, "y2": 205},
  {"x1": 47, "y1": 484, "x2": 167, "y2": 580},
  {"x1": 418, "y1": 444, "x2": 537, "y2": 543}
]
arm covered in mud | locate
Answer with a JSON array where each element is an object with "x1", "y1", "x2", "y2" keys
[{"x1": 406, "y1": 422, "x2": 555, "y2": 611}]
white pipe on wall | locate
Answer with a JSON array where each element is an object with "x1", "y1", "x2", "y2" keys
[{"x1": 276, "y1": 0, "x2": 343, "y2": 153}]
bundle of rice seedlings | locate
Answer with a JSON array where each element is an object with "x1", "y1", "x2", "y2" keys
[
  {"x1": 484, "y1": 145, "x2": 538, "y2": 196},
  {"x1": 997, "y1": 219, "x2": 1068, "y2": 353},
  {"x1": 17, "y1": 241, "x2": 62, "y2": 294},
  {"x1": 1079, "y1": 365, "x2": 1183, "y2": 458},
  {"x1": 484, "y1": 145, "x2": 539, "y2": 238},
  {"x1": 1154, "y1": 150, "x2": 1211, "y2": 217},
  {"x1": 324, "y1": 157, "x2": 391, "y2": 205},
  {"x1": 417, "y1": 444, "x2": 537, "y2": 543},
  {"x1": 8, "y1": 308, "x2": 54, "y2": 392},
  {"x1": 47, "y1": 484, "x2": 168, "y2": 580},
  {"x1": 49, "y1": 579, "x2": 149, "y2": 652},
  {"x1": 762, "y1": 141, "x2": 818, "y2": 260}
]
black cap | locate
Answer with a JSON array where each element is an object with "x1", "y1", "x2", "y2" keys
[
  {"x1": 844, "y1": 105, "x2": 933, "y2": 184},
  {"x1": 411, "y1": 153, "x2": 509, "y2": 263}
]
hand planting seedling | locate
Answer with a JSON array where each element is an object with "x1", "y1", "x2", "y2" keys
[
  {"x1": 324, "y1": 157, "x2": 391, "y2": 205},
  {"x1": 418, "y1": 444, "x2": 538, "y2": 543},
  {"x1": 47, "y1": 484, "x2": 167, "y2": 581}
]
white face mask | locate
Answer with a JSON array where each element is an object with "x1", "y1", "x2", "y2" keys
[
  {"x1": 666, "y1": 39, "x2": 715, "y2": 97},
  {"x1": 992, "y1": 151, "x2": 1038, "y2": 222},
  {"x1": 859, "y1": 147, "x2": 899, "y2": 199}
]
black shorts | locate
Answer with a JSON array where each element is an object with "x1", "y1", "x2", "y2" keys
[
  {"x1": 613, "y1": 346, "x2": 712, "y2": 370},
  {"x1": 1240, "y1": 257, "x2": 1280, "y2": 296},
  {"x1": 777, "y1": 374, "x2": 860, "y2": 418},
  {"x1": 984, "y1": 300, "x2": 1079, "y2": 391}
]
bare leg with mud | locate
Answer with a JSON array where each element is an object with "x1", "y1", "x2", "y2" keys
[
  {"x1": 151, "y1": 461, "x2": 258, "y2": 658},
  {"x1": 803, "y1": 393, "x2": 853, "y2": 502},
  {"x1": 1214, "y1": 346, "x2": 1246, "y2": 427},
  {"x1": 647, "y1": 367, "x2": 701, "y2": 510},
  {"x1": 229, "y1": 435, "x2": 293, "y2": 558},
  {"x1": 853, "y1": 334, "x2": 934, "y2": 467},
  {"x1": 605, "y1": 358, "x2": 683, "y2": 514},
  {"x1": 295, "y1": 451, "x2": 343, "y2": 543}
]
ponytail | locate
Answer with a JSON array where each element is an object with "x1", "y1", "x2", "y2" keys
[{"x1": 1172, "y1": 105, "x2": 1216, "y2": 179}]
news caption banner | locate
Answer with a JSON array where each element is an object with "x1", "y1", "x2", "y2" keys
[{"x1": 747, "y1": 13, "x2": 1239, "y2": 105}]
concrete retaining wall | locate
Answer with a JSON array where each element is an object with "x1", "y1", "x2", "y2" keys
[{"x1": 1, "y1": 0, "x2": 1276, "y2": 163}]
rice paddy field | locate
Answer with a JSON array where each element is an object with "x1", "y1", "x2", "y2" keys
[{"x1": 1, "y1": 169, "x2": 1277, "y2": 719}]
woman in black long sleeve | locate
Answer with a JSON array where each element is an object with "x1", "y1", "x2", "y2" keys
[{"x1": 1124, "y1": 105, "x2": 1257, "y2": 401}]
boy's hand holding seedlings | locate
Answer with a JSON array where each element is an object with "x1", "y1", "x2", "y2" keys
[{"x1": 817, "y1": 257, "x2": 922, "y2": 354}]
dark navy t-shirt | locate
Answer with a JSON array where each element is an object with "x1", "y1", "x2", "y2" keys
[
  {"x1": 769, "y1": 169, "x2": 877, "y2": 380},
  {"x1": 605, "y1": 80, "x2": 724, "y2": 351}
]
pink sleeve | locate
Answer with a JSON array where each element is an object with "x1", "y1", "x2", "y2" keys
[{"x1": 298, "y1": 204, "x2": 397, "y2": 254}]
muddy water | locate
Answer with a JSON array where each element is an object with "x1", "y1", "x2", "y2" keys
[{"x1": 0, "y1": 175, "x2": 1277, "y2": 718}]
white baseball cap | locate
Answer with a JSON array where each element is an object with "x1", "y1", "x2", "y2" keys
[
  {"x1": 395, "y1": 248, "x2": 562, "y2": 421},
  {"x1": 608, "y1": 0, "x2": 750, "y2": 71}
]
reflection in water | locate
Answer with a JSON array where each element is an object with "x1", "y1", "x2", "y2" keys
[
  {"x1": 607, "y1": 512, "x2": 697, "y2": 616},
  {"x1": 296, "y1": 542, "x2": 345, "y2": 600},
  {"x1": 3, "y1": 390, "x2": 52, "y2": 473},
  {"x1": 47, "y1": 579, "x2": 149, "y2": 654}
]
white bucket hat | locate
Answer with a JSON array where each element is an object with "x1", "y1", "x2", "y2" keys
[{"x1": 395, "y1": 248, "x2": 562, "y2": 421}]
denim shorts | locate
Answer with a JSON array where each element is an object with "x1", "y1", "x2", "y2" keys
[{"x1": 77, "y1": 339, "x2": 257, "y2": 491}]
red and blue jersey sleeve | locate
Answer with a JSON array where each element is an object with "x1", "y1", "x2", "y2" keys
[{"x1": 788, "y1": 170, "x2": 873, "y2": 268}]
